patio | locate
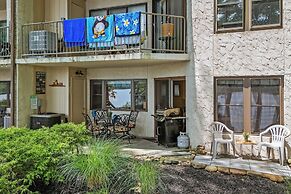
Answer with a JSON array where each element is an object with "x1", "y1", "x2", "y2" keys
[
  {"x1": 121, "y1": 138, "x2": 291, "y2": 178},
  {"x1": 194, "y1": 154, "x2": 291, "y2": 177}
]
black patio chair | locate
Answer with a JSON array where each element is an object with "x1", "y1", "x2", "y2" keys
[
  {"x1": 82, "y1": 113, "x2": 98, "y2": 137},
  {"x1": 91, "y1": 109, "x2": 112, "y2": 138},
  {"x1": 113, "y1": 110, "x2": 139, "y2": 143}
]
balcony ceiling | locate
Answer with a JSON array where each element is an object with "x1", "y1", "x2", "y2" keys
[{"x1": 0, "y1": 0, "x2": 6, "y2": 10}]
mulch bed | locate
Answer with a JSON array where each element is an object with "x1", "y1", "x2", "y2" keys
[{"x1": 161, "y1": 165, "x2": 286, "y2": 194}]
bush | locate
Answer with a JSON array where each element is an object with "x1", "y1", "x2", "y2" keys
[
  {"x1": 60, "y1": 140, "x2": 163, "y2": 194},
  {"x1": 0, "y1": 123, "x2": 91, "y2": 193}
]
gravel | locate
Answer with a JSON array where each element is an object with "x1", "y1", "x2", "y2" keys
[{"x1": 161, "y1": 165, "x2": 287, "y2": 194}]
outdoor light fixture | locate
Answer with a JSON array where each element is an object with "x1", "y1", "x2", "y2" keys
[{"x1": 75, "y1": 70, "x2": 84, "y2": 76}]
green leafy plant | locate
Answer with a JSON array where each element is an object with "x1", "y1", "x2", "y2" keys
[
  {"x1": 243, "y1": 132, "x2": 250, "y2": 142},
  {"x1": 0, "y1": 123, "x2": 91, "y2": 193}
]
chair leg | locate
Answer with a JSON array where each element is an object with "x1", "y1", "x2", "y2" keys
[
  {"x1": 212, "y1": 141, "x2": 218, "y2": 160},
  {"x1": 231, "y1": 142, "x2": 236, "y2": 157},
  {"x1": 210, "y1": 141, "x2": 214, "y2": 154},
  {"x1": 280, "y1": 147, "x2": 285, "y2": 166},
  {"x1": 258, "y1": 144, "x2": 262, "y2": 157},
  {"x1": 267, "y1": 147, "x2": 271, "y2": 159}
]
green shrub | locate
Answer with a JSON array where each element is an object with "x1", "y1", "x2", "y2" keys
[{"x1": 0, "y1": 123, "x2": 91, "y2": 193}]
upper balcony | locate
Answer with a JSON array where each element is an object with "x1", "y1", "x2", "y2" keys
[{"x1": 19, "y1": 12, "x2": 188, "y2": 66}]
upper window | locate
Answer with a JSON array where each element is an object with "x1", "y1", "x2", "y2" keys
[
  {"x1": 89, "y1": 4, "x2": 147, "y2": 17},
  {"x1": 215, "y1": 0, "x2": 282, "y2": 32},
  {"x1": 90, "y1": 79, "x2": 147, "y2": 111},
  {"x1": 216, "y1": 0, "x2": 244, "y2": 31}
]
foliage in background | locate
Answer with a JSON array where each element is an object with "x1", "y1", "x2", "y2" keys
[
  {"x1": 0, "y1": 123, "x2": 162, "y2": 193},
  {"x1": 0, "y1": 123, "x2": 90, "y2": 193}
]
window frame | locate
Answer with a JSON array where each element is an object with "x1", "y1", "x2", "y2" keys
[
  {"x1": 214, "y1": 0, "x2": 283, "y2": 33},
  {"x1": 90, "y1": 79, "x2": 148, "y2": 112},
  {"x1": 89, "y1": 3, "x2": 148, "y2": 17},
  {"x1": 214, "y1": 76, "x2": 284, "y2": 134},
  {"x1": 214, "y1": 0, "x2": 246, "y2": 33},
  {"x1": 250, "y1": 0, "x2": 283, "y2": 31}
]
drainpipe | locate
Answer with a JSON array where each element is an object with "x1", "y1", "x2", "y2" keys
[{"x1": 10, "y1": 0, "x2": 16, "y2": 126}]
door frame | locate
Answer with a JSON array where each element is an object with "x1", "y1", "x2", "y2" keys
[{"x1": 154, "y1": 76, "x2": 186, "y2": 136}]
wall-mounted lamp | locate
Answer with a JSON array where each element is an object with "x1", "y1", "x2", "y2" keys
[{"x1": 75, "y1": 70, "x2": 84, "y2": 76}]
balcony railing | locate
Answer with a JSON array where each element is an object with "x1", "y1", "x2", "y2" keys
[
  {"x1": 0, "y1": 26, "x2": 10, "y2": 59},
  {"x1": 21, "y1": 12, "x2": 186, "y2": 58}
]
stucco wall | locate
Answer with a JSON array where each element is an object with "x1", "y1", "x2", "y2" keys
[
  {"x1": 46, "y1": 67, "x2": 70, "y2": 116},
  {"x1": 87, "y1": 62, "x2": 186, "y2": 138},
  {"x1": 0, "y1": 68, "x2": 11, "y2": 81},
  {"x1": 16, "y1": 65, "x2": 34, "y2": 127},
  {"x1": 192, "y1": 0, "x2": 291, "y2": 151}
]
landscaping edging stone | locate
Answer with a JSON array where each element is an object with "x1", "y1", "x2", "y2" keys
[
  {"x1": 134, "y1": 150, "x2": 285, "y2": 183},
  {"x1": 202, "y1": 164, "x2": 285, "y2": 183}
]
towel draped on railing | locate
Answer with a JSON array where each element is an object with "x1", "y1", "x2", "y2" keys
[{"x1": 63, "y1": 12, "x2": 143, "y2": 48}]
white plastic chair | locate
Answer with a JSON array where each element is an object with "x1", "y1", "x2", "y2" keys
[
  {"x1": 210, "y1": 121, "x2": 235, "y2": 160},
  {"x1": 257, "y1": 125, "x2": 290, "y2": 165}
]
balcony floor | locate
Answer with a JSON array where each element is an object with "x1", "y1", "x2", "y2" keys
[{"x1": 17, "y1": 52, "x2": 189, "y2": 67}]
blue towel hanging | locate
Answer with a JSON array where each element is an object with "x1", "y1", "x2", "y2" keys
[
  {"x1": 63, "y1": 18, "x2": 86, "y2": 47},
  {"x1": 115, "y1": 12, "x2": 141, "y2": 37},
  {"x1": 86, "y1": 15, "x2": 114, "y2": 43}
]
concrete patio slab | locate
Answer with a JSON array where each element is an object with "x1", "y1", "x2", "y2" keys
[
  {"x1": 121, "y1": 138, "x2": 190, "y2": 158},
  {"x1": 194, "y1": 154, "x2": 291, "y2": 177}
]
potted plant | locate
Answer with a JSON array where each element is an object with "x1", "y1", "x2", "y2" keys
[{"x1": 243, "y1": 132, "x2": 250, "y2": 142}]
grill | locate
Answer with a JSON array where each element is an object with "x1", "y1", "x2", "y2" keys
[{"x1": 152, "y1": 108, "x2": 186, "y2": 147}]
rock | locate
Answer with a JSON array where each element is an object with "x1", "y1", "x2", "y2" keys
[
  {"x1": 247, "y1": 170, "x2": 262, "y2": 177},
  {"x1": 192, "y1": 161, "x2": 207, "y2": 169},
  {"x1": 197, "y1": 150, "x2": 207, "y2": 155},
  {"x1": 197, "y1": 145, "x2": 205, "y2": 150},
  {"x1": 205, "y1": 165, "x2": 218, "y2": 172},
  {"x1": 163, "y1": 160, "x2": 179, "y2": 165},
  {"x1": 229, "y1": 168, "x2": 247, "y2": 175},
  {"x1": 262, "y1": 173, "x2": 284, "y2": 183},
  {"x1": 218, "y1": 167, "x2": 230, "y2": 174}
]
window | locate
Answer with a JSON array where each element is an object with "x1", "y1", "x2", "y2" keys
[
  {"x1": 0, "y1": 20, "x2": 8, "y2": 43},
  {"x1": 216, "y1": 79, "x2": 244, "y2": 133},
  {"x1": 89, "y1": 4, "x2": 147, "y2": 17},
  {"x1": 90, "y1": 79, "x2": 147, "y2": 111},
  {"x1": 215, "y1": 77, "x2": 283, "y2": 133},
  {"x1": 106, "y1": 80, "x2": 132, "y2": 110},
  {"x1": 0, "y1": 81, "x2": 10, "y2": 111},
  {"x1": 215, "y1": 0, "x2": 282, "y2": 32},
  {"x1": 252, "y1": 0, "x2": 282, "y2": 27},
  {"x1": 216, "y1": 0, "x2": 244, "y2": 30}
]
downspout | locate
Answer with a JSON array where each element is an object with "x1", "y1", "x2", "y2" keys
[{"x1": 10, "y1": 0, "x2": 16, "y2": 126}]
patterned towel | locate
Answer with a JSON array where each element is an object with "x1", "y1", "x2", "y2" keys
[
  {"x1": 115, "y1": 12, "x2": 141, "y2": 36},
  {"x1": 87, "y1": 15, "x2": 114, "y2": 43},
  {"x1": 63, "y1": 18, "x2": 86, "y2": 47}
]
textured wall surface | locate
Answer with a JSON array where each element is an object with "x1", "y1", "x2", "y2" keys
[{"x1": 191, "y1": 0, "x2": 291, "y2": 151}]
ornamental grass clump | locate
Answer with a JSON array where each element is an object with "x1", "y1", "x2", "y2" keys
[
  {"x1": 60, "y1": 140, "x2": 163, "y2": 194},
  {"x1": 134, "y1": 161, "x2": 162, "y2": 194}
]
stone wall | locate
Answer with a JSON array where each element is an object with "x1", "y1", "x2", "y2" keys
[{"x1": 191, "y1": 0, "x2": 291, "y2": 152}]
